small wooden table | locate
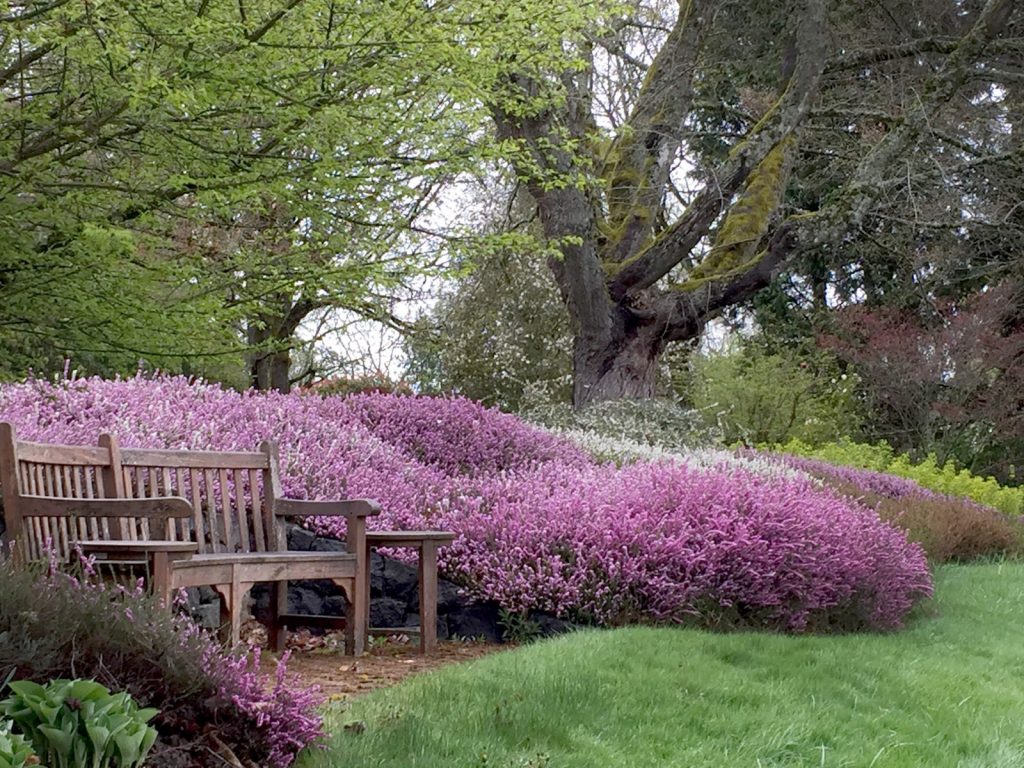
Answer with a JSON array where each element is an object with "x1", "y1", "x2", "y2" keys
[{"x1": 364, "y1": 531, "x2": 455, "y2": 653}]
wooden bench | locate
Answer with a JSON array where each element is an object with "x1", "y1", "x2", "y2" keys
[
  {"x1": 0, "y1": 423, "x2": 378, "y2": 654},
  {"x1": 364, "y1": 531, "x2": 456, "y2": 653}
]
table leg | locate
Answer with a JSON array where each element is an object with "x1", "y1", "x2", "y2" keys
[{"x1": 419, "y1": 541, "x2": 438, "y2": 654}]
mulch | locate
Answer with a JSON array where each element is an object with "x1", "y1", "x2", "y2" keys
[{"x1": 266, "y1": 630, "x2": 505, "y2": 701}]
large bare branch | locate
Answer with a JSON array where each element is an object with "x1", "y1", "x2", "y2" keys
[
  {"x1": 842, "y1": 0, "x2": 1016, "y2": 229},
  {"x1": 602, "y1": 0, "x2": 717, "y2": 264},
  {"x1": 610, "y1": 0, "x2": 831, "y2": 299},
  {"x1": 665, "y1": 0, "x2": 1019, "y2": 337}
]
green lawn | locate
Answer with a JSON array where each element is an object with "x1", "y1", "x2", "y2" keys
[{"x1": 300, "y1": 563, "x2": 1024, "y2": 768}]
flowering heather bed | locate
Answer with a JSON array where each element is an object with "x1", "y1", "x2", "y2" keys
[
  {"x1": 765, "y1": 454, "x2": 943, "y2": 500},
  {"x1": 0, "y1": 375, "x2": 932, "y2": 631}
]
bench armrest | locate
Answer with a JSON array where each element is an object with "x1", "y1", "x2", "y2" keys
[
  {"x1": 275, "y1": 498, "x2": 381, "y2": 519},
  {"x1": 19, "y1": 496, "x2": 194, "y2": 519}
]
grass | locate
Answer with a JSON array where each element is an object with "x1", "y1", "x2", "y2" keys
[{"x1": 299, "y1": 563, "x2": 1024, "y2": 768}]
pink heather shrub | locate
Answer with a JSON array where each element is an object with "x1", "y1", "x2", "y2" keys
[
  {"x1": 764, "y1": 453, "x2": 942, "y2": 500},
  {"x1": 0, "y1": 375, "x2": 932, "y2": 632},
  {"x1": 0, "y1": 555, "x2": 322, "y2": 768}
]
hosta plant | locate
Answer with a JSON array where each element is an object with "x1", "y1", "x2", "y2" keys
[
  {"x1": 0, "y1": 720, "x2": 38, "y2": 768},
  {"x1": 1, "y1": 680, "x2": 157, "y2": 768}
]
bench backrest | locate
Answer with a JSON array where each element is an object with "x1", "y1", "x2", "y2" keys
[
  {"x1": 0, "y1": 423, "x2": 286, "y2": 561},
  {"x1": 117, "y1": 444, "x2": 281, "y2": 554}
]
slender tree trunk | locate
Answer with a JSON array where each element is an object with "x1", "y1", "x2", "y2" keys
[{"x1": 247, "y1": 323, "x2": 293, "y2": 393}]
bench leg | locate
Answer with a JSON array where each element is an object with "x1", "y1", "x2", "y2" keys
[
  {"x1": 213, "y1": 584, "x2": 232, "y2": 644},
  {"x1": 151, "y1": 551, "x2": 171, "y2": 606},
  {"x1": 214, "y1": 570, "x2": 253, "y2": 647},
  {"x1": 419, "y1": 541, "x2": 438, "y2": 654},
  {"x1": 267, "y1": 581, "x2": 288, "y2": 652},
  {"x1": 339, "y1": 577, "x2": 365, "y2": 657},
  {"x1": 360, "y1": 541, "x2": 372, "y2": 652},
  {"x1": 229, "y1": 572, "x2": 255, "y2": 648}
]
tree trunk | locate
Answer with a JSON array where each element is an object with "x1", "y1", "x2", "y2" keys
[
  {"x1": 245, "y1": 298, "x2": 319, "y2": 393},
  {"x1": 251, "y1": 348, "x2": 292, "y2": 393},
  {"x1": 573, "y1": 323, "x2": 664, "y2": 406},
  {"x1": 247, "y1": 322, "x2": 294, "y2": 393}
]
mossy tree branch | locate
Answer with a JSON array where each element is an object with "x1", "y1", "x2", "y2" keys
[
  {"x1": 602, "y1": 0, "x2": 716, "y2": 264},
  {"x1": 609, "y1": 0, "x2": 830, "y2": 300}
]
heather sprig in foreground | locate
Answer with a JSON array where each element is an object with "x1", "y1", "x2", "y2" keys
[{"x1": 0, "y1": 556, "x2": 322, "y2": 768}]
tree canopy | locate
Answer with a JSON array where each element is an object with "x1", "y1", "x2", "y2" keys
[{"x1": 0, "y1": 0, "x2": 596, "y2": 382}]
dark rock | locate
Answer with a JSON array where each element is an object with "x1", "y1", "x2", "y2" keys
[
  {"x1": 185, "y1": 587, "x2": 204, "y2": 611},
  {"x1": 285, "y1": 521, "x2": 346, "y2": 553},
  {"x1": 403, "y1": 613, "x2": 450, "y2": 642},
  {"x1": 436, "y1": 616, "x2": 450, "y2": 641},
  {"x1": 369, "y1": 552, "x2": 385, "y2": 598},
  {"x1": 531, "y1": 612, "x2": 578, "y2": 637},
  {"x1": 446, "y1": 601, "x2": 504, "y2": 643},
  {"x1": 382, "y1": 557, "x2": 419, "y2": 606},
  {"x1": 288, "y1": 584, "x2": 325, "y2": 616},
  {"x1": 251, "y1": 578, "x2": 346, "y2": 619},
  {"x1": 190, "y1": 602, "x2": 221, "y2": 630},
  {"x1": 291, "y1": 579, "x2": 346, "y2": 614},
  {"x1": 369, "y1": 598, "x2": 406, "y2": 628},
  {"x1": 310, "y1": 536, "x2": 346, "y2": 553},
  {"x1": 435, "y1": 578, "x2": 463, "y2": 613},
  {"x1": 196, "y1": 585, "x2": 219, "y2": 603},
  {"x1": 287, "y1": 525, "x2": 316, "y2": 552},
  {"x1": 323, "y1": 595, "x2": 348, "y2": 616}
]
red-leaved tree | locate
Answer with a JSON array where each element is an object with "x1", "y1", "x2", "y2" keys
[{"x1": 822, "y1": 284, "x2": 1024, "y2": 479}]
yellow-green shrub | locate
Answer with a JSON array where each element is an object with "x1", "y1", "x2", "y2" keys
[{"x1": 773, "y1": 438, "x2": 1023, "y2": 516}]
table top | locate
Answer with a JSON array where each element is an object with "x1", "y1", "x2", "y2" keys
[{"x1": 366, "y1": 530, "x2": 455, "y2": 545}]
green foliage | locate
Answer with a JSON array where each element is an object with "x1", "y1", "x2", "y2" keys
[
  {"x1": 1, "y1": 680, "x2": 157, "y2": 768},
  {"x1": 406, "y1": 246, "x2": 572, "y2": 411},
  {"x1": 497, "y1": 610, "x2": 543, "y2": 645},
  {"x1": 687, "y1": 343, "x2": 861, "y2": 446},
  {"x1": 524, "y1": 398, "x2": 714, "y2": 450},
  {"x1": 0, "y1": 720, "x2": 37, "y2": 768},
  {"x1": 2, "y1": 0, "x2": 603, "y2": 381},
  {"x1": 777, "y1": 438, "x2": 1024, "y2": 516},
  {"x1": 0, "y1": 558, "x2": 310, "y2": 766}
]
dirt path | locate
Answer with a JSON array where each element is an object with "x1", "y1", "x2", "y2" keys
[{"x1": 279, "y1": 633, "x2": 505, "y2": 700}]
